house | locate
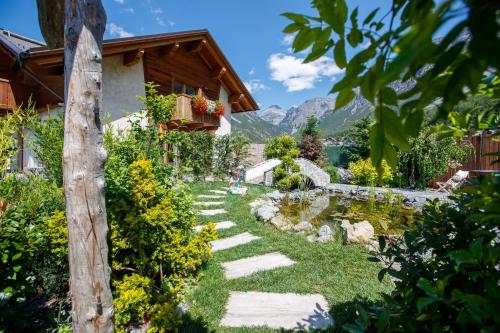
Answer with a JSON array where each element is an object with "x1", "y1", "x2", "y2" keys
[{"x1": 0, "y1": 28, "x2": 258, "y2": 170}]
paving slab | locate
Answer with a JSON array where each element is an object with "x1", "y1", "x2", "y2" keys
[
  {"x1": 222, "y1": 252, "x2": 295, "y2": 280},
  {"x1": 197, "y1": 194, "x2": 226, "y2": 199},
  {"x1": 194, "y1": 221, "x2": 236, "y2": 232},
  {"x1": 193, "y1": 201, "x2": 225, "y2": 206},
  {"x1": 221, "y1": 291, "x2": 333, "y2": 330},
  {"x1": 209, "y1": 190, "x2": 227, "y2": 195},
  {"x1": 210, "y1": 232, "x2": 260, "y2": 252},
  {"x1": 198, "y1": 209, "x2": 227, "y2": 216}
]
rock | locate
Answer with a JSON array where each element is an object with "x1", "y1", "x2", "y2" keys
[
  {"x1": 175, "y1": 302, "x2": 190, "y2": 316},
  {"x1": 337, "y1": 168, "x2": 354, "y2": 184},
  {"x1": 317, "y1": 225, "x2": 332, "y2": 242},
  {"x1": 270, "y1": 215, "x2": 292, "y2": 231},
  {"x1": 266, "y1": 190, "x2": 284, "y2": 202},
  {"x1": 306, "y1": 235, "x2": 317, "y2": 242},
  {"x1": 249, "y1": 199, "x2": 272, "y2": 214},
  {"x1": 255, "y1": 205, "x2": 279, "y2": 222},
  {"x1": 341, "y1": 220, "x2": 375, "y2": 244},
  {"x1": 293, "y1": 221, "x2": 313, "y2": 232}
]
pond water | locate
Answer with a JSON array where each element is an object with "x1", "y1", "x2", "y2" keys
[{"x1": 279, "y1": 195, "x2": 415, "y2": 236}]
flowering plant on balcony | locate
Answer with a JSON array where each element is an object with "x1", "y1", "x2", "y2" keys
[
  {"x1": 191, "y1": 95, "x2": 207, "y2": 115},
  {"x1": 206, "y1": 100, "x2": 225, "y2": 118}
]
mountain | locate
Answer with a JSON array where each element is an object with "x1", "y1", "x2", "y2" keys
[
  {"x1": 231, "y1": 112, "x2": 285, "y2": 143},
  {"x1": 279, "y1": 98, "x2": 336, "y2": 134},
  {"x1": 259, "y1": 105, "x2": 286, "y2": 126}
]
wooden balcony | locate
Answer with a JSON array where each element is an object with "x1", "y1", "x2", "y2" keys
[
  {"x1": 165, "y1": 94, "x2": 220, "y2": 131},
  {"x1": 0, "y1": 79, "x2": 15, "y2": 111}
]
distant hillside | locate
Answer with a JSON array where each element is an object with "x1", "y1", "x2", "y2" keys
[
  {"x1": 259, "y1": 105, "x2": 286, "y2": 126},
  {"x1": 231, "y1": 112, "x2": 285, "y2": 143}
]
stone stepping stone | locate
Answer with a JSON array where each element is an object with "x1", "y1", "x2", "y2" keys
[
  {"x1": 221, "y1": 291, "x2": 333, "y2": 330},
  {"x1": 197, "y1": 194, "x2": 225, "y2": 199},
  {"x1": 209, "y1": 190, "x2": 227, "y2": 195},
  {"x1": 210, "y1": 232, "x2": 260, "y2": 252},
  {"x1": 220, "y1": 187, "x2": 230, "y2": 190},
  {"x1": 198, "y1": 209, "x2": 227, "y2": 216},
  {"x1": 193, "y1": 201, "x2": 224, "y2": 206},
  {"x1": 194, "y1": 221, "x2": 236, "y2": 233},
  {"x1": 222, "y1": 252, "x2": 295, "y2": 280}
]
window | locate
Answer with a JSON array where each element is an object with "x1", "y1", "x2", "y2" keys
[{"x1": 173, "y1": 79, "x2": 197, "y2": 96}]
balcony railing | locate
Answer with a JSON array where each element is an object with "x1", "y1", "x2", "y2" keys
[
  {"x1": 0, "y1": 79, "x2": 15, "y2": 111},
  {"x1": 168, "y1": 94, "x2": 220, "y2": 130}
]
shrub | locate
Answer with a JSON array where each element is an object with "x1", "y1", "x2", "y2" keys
[
  {"x1": 265, "y1": 135, "x2": 300, "y2": 160},
  {"x1": 299, "y1": 135, "x2": 323, "y2": 162},
  {"x1": 342, "y1": 117, "x2": 371, "y2": 163},
  {"x1": 114, "y1": 274, "x2": 154, "y2": 333},
  {"x1": 349, "y1": 158, "x2": 393, "y2": 187},
  {"x1": 396, "y1": 127, "x2": 472, "y2": 189},
  {"x1": 213, "y1": 134, "x2": 250, "y2": 179},
  {"x1": 29, "y1": 113, "x2": 64, "y2": 186},
  {"x1": 138, "y1": 82, "x2": 177, "y2": 125},
  {"x1": 345, "y1": 176, "x2": 500, "y2": 332},
  {"x1": 324, "y1": 165, "x2": 339, "y2": 183}
]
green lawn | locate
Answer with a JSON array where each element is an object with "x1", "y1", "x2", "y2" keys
[{"x1": 182, "y1": 182, "x2": 393, "y2": 333}]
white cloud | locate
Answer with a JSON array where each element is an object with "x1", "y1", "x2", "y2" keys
[
  {"x1": 156, "y1": 17, "x2": 165, "y2": 26},
  {"x1": 123, "y1": 7, "x2": 134, "y2": 13},
  {"x1": 244, "y1": 79, "x2": 270, "y2": 94},
  {"x1": 282, "y1": 33, "x2": 295, "y2": 46},
  {"x1": 267, "y1": 53, "x2": 343, "y2": 92},
  {"x1": 107, "y1": 23, "x2": 134, "y2": 38},
  {"x1": 151, "y1": 8, "x2": 163, "y2": 15},
  {"x1": 114, "y1": 0, "x2": 125, "y2": 4},
  {"x1": 248, "y1": 67, "x2": 256, "y2": 76},
  {"x1": 169, "y1": 21, "x2": 176, "y2": 27}
]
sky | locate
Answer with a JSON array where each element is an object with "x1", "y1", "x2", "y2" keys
[{"x1": 0, "y1": 0, "x2": 392, "y2": 111}]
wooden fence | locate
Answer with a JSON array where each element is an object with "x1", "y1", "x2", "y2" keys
[{"x1": 431, "y1": 132, "x2": 499, "y2": 187}]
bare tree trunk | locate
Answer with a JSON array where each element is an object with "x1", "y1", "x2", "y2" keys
[{"x1": 63, "y1": 1, "x2": 114, "y2": 332}]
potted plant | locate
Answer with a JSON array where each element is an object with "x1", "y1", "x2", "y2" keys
[
  {"x1": 191, "y1": 95, "x2": 207, "y2": 115},
  {"x1": 214, "y1": 100, "x2": 225, "y2": 119}
]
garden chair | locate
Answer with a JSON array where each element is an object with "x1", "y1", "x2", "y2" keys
[{"x1": 436, "y1": 170, "x2": 469, "y2": 192}]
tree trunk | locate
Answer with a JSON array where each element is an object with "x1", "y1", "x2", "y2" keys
[{"x1": 63, "y1": 1, "x2": 114, "y2": 332}]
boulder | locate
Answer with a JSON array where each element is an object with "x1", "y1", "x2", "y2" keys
[
  {"x1": 266, "y1": 190, "x2": 284, "y2": 202},
  {"x1": 249, "y1": 199, "x2": 271, "y2": 214},
  {"x1": 337, "y1": 168, "x2": 354, "y2": 184},
  {"x1": 255, "y1": 205, "x2": 279, "y2": 222},
  {"x1": 270, "y1": 215, "x2": 293, "y2": 231},
  {"x1": 317, "y1": 225, "x2": 332, "y2": 242},
  {"x1": 293, "y1": 221, "x2": 313, "y2": 232},
  {"x1": 341, "y1": 220, "x2": 375, "y2": 244}
]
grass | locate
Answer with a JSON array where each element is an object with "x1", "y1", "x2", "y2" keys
[{"x1": 182, "y1": 181, "x2": 394, "y2": 333}]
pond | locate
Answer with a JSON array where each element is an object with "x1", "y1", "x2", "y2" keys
[{"x1": 279, "y1": 194, "x2": 415, "y2": 236}]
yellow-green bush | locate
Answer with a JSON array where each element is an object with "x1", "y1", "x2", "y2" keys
[
  {"x1": 265, "y1": 135, "x2": 301, "y2": 191},
  {"x1": 349, "y1": 158, "x2": 393, "y2": 187},
  {"x1": 45, "y1": 211, "x2": 68, "y2": 266},
  {"x1": 114, "y1": 274, "x2": 154, "y2": 333},
  {"x1": 109, "y1": 158, "x2": 217, "y2": 331}
]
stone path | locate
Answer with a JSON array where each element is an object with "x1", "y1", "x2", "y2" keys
[
  {"x1": 209, "y1": 190, "x2": 227, "y2": 195},
  {"x1": 198, "y1": 209, "x2": 227, "y2": 216},
  {"x1": 193, "y1": 201, "x2": 225, "y2": 206},
  {"x1": 197, "y1": 194, "x2": 225, "y2": 199},
  {"x1": 210, "y1": 232, "x2": 260, "y2": 252},
  {"x1": 221, "y1": 291, "x2": 334, "y2": 330},
  {"x1": 194, "y1": 221, "x2": 236, "y2": 232},
  {"x1": 197, "y1": 187, "x2": 333, "y2": 331},
  {"x1": 222, "y1": 252, "x2": 295, "y2": 280}
]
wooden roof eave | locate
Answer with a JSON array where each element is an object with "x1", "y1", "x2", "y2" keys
[{"x1": 23, "y1": 29, "x2": 259, "y2": 111}]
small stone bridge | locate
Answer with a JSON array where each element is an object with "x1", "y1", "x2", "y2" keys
[{"x1": 245, "y1": 158, "x2": 330, "y2": 188}]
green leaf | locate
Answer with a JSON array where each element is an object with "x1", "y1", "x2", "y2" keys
[
  {"x1": 363, "y1": 8, "x2": 380, "y2": 25},
  {"x1": 383, "y1": 108, "x2": 411, "y2": 151},
  {"x1": 370, "y1": 122, "x2": 385, "y2": 169},
  {"x1": 405, "y1": 110, "x2": 424, "y2": 137},
  {"x1": 378, "y1": 235, "x2": 386, "y2": 251},
  {"x1": 334, "y1": 89, "x2": 355, "y2": 110},
  {"x1": 281, "y1": 12, "x2": 309, "y2": 25},
  {"x1": 334, "y1": 39, "x2": 347, "y2": 68},
  {"x1": 293, "y1": 28, "x2": 320, "y2": 52},
  {"x1": 347, "y1": 27, "x2": 363, "y2": 47},
  {"x1": 417, "y1": 278, "x2": 437, "y2": 298},
  {"x1": 316, "y1": 0, "x2": 348, "y2": 36},
  {"x1": 11, "y1": 252, "x2": 22, "y2": 261},
  {"x1": 283, "y1": 23, "x2": 303, "y2": 34},
  {"x1": 417, "y1": 297, "x2": 435, "y2": 312},
  {"x1": 304, "y1": 42, "x2": 331, "y2": 63}
]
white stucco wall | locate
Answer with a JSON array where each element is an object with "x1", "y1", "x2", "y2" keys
[
  {"x1": 102, "y1": 54, "x2": 147, "y2": 132},
  {"x1": 21, "y1": 54, "x2": 146, "y2": 170},
  {"x1": 215, "y1": 86, "x2": 232, "y2": 136}
]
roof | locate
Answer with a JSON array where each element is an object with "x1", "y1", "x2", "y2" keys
[
  {"x1": 6, "y1": 29, "x2": 257, "y2": 111},
  {"x1": 0, "y1": 29, "x2": 257, "y2": 112},
  {"x1": 0, "y1": 29, "x2": 45, "y2": 55}
]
